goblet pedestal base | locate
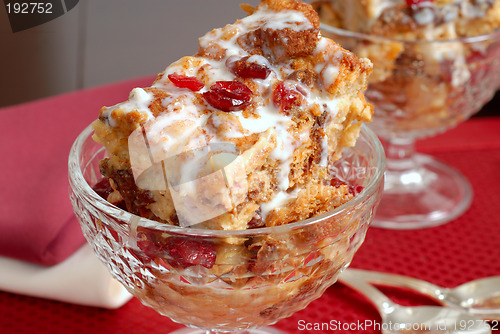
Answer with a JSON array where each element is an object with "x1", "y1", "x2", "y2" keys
[
  {"x1": 373, "y1": 154, "x2": 473, "y2": 230},
  {"x1": 172, "y1": 327, "x2": 286, "y2": 334}
]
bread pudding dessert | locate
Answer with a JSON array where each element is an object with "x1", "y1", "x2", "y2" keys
[
  {"x1": 87, "y1": 0, "x2": 378, "y2": 329},
  {"x1": 313, "y1": 0, "x2": 500, "y2": 39},
  {"x1": 313, "y1": 0, "x2": 500, "y2": 136},
  {"x1": 92, "y1": 0, "x2": 373, "y2": 230}
]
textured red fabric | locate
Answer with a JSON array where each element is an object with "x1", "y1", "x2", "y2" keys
[
  {"x1": 0, "y1": 76, "x2": 155, "y2": 266},
  {"x1": 0, "y1": 78, "x2": 498, "y2": 332},
  {"x1": 417, "y1": 119, "x2": 500, "y2": 152}
]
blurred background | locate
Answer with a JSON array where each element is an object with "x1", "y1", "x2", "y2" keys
[
  {"x1": 0, "y1": 0, "x2": 258, "y2": 107},
  {"x1": 0, "y1": 0, "x2": 498, "y2": 115}
]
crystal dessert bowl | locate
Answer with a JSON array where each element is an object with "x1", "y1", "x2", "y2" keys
[
  {"x1": 68, "y1": 124, "x2": 384, "y2": 334},
  {"x1": 321, "y1": 24, "x2": 500, "y2": 229}
]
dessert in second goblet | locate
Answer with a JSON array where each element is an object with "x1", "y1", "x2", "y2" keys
[{"x1": 314, "y1": 0, "x2": 500, "y2": 229}]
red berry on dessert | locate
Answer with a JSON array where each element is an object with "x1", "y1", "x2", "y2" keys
[
  {"x1": 168, "y1": 73, "x2": 205, "y2": 91},
  {"x1": 406, "y1": 0, "x2": 433, "y2": 6},
  {"x1": 227, "y1": 56, "x2": 271, "y2": 80},
  {"x1": 272, "y1": 81, "x2": 303, "y2": 113},
  {"x1": 163, "y1": 237, "x2": 216, "y2": 269},
  {"x1": 203, "y1": 81, "x2": 253, "y2": 112},
  {"x1": 93, "y1": 178, "x2": 114, "y2": 200}
]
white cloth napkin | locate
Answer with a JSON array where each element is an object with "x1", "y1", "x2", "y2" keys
[{"x1": 0, "y1": 244, "x2": 132, "y2": 309}]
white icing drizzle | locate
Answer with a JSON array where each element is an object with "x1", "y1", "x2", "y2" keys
[
  {"x1": 247, "y1": 54, "x2": 271, "y2": 66},
  {"x1": 320, "y1": 65, "x2": 340, "y2": 88},
  {"x1": 413, "y1": 6, "x2": 435, "y2": 26},
  {"x1": 236, "y1": 100, "x2": 298, "y2": 190},
  {"x1": 260, "y1": 188, "x2": 300, "y2": 220},
  {"x1": 459, "y1": 1, "x2": 491, "y2": 19},
  {"x1": 199, "y1": 6, "x2": 314, "y2": 52},
  {"x1": 319, "y1": 135, "x2": 329, "y2": 167},
  {"x1": 101, "y1": 88, "x2": 154, "y2": 127},
  {"x1": 370, "y1": 0, "x2": 399, "y2": 20},
  {"x1": 248, "y1": 9, "x2": 314, "y2": 31}
]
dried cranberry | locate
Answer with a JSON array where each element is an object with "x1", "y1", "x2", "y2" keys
[
  {"x1": 406, "y1": 0, "x2": 433, "y2": 6},
  {"x1": 168, "y1": 73, "x2": 204, "y2": 91},
  {"x1": 163, "y1": 237, "x2": 216, "y2": 269},
  {"x1": 247, "y1": 209, "x2": 265, "y2": 229},
  {"x1": 330, "y1": 176, "x2": 348, "y2": 188},
  {"x1": 92, "y1": 178, "x2": 126, "y2": 209},
  {"x1": 227, "y1": 56, "x2": 271, "y2": 80},
  {"x1": 137, "y1": 230, "x2": 164, "y2": 259},
  {"x1": 203, "y1": 81, "x2": 253, "y2": 112},
  {"x1": 272, "y1": 81, "x2": 302, "y2": 114},
  {"x1": 93, "y1": 178, "x2": 114, "y2": 200},
  {"x1": 330, "y1": 177, "x2": 364, "y2": 196},
  {"x1": 350, "y1": 184, "x2": 364, "y2": 196}
]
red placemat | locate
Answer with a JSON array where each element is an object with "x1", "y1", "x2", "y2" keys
[{"x1": 0, "y1": 80, "x2": 499, "y2": 333}]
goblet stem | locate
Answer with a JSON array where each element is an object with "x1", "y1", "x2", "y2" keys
[
  {"x1": 383, "y1": 136, "x2": 425, "y2": 194},
  {"x1": 384, "y1": 136, "x2": 416, "y2": 171},
  {"x1": 373, "y1": 136, "x2": 473, "y2": 230}
]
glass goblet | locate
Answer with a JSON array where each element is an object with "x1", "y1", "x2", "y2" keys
[
  {"x1": 320, "y1": 24, "x2": 500, "y2": 229},
  {"x1": 68, "y1": 124, "x2": 384, "y2": 334}
]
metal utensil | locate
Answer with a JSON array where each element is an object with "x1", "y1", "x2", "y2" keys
[
  {"x1": 339, "y1": 269, "x2": 491, "y2": 334},
  {"x1": 345, "y1": 268, "x2": 500, "y2": 321}
]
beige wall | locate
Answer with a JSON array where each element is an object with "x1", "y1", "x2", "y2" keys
[{"x1": 0, "y1": 0, "x2": 259, "y2": 108}]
